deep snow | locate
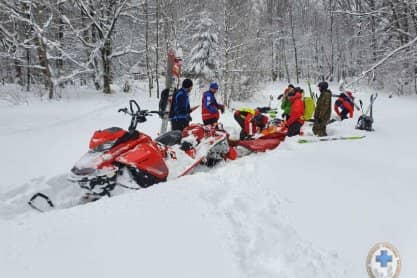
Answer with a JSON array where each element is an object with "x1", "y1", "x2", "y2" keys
[{"x1": 1, "y1": 82, "x2": 416, "y2": 278}]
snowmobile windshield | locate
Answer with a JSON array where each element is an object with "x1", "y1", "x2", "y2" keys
[
  {"x1": 74, "y1": 151, "x2": 104, "y2": 171},
  {"x1": 94, "y1": 140, "x2": 116, "y2": 152}
]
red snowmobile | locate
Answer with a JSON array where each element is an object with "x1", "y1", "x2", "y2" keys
[{"x1": 28, "y1": 100, "x2": 234, "y2": 211}]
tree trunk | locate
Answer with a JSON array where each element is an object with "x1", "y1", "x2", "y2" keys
[
  {"x1": 26, "y1": 49, "x2": 31, "y2": 92},
  {"x1": 14, "y1": 58, "x2": 23, "y2": 86},
  {"x1": 281, "y1": 39, "x2": 291, "y2": 84},
  {"x1": 222, "y1": 0, "x2": 230, "y2": 107},
  {"x1": 328, "y1": 0, "x2": 335, "y2": 81},
  {"x1": 289, "y1": 4, "x2": 299, "y2": 84},
  {"x1": 411, "y1": 2, "x2": 417, "y2": 94},
  {"x1": 102, "y1": 38, "x2": 112, "y2": 94},
  {"x1": 56, "y1": 3, "x2": 64, "y2": 84},
  {"x1": 144, "y1": 0, "x2": 153, "y2": 97},
  {"x1": 11, "y1": 13, "x2": 23, "y2": 86},
  {"x1": 368, "y1": 0, "x2": 377, "y2": 82},
  {"x1": 155, "y1": 0, "x2": 160, "y2": 98},
  {"x1": 271, "y1": 39, "x2": 277, "y2": 81},
  {"x1": 89, "y1": 2, "x2": 101, "y2": 90},
  {"x1": 36, "y1": 36, "x2": 54, "y2": 99}
]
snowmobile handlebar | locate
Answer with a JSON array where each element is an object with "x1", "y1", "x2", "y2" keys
[
  {"x1": 118, "y1": 108, "x2": 129, "y2": 114},
  {"x1": 137, "y1": 110, "x2": 160, "y2": 117},
  {"x1": 118, "y1": 100, "x2": 142, "y2": 115},
  {"x1": 118, "y1": 100, "x2": 160, "y2": 131},
  {"x1": 118, "y1": 100, "x2": 159, "y2": 116},
  {"x1": 118, "y1": 107, "x2": 159, "y2": 117},
  {"x1": 129, "y1": 99, "x2": 140, "y2": 114}
]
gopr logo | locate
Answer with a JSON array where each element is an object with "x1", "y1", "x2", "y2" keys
[{"x1": 367, "y1": 242, "x2": 401, "y2": 278}]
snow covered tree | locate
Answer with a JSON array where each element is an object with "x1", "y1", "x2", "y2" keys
[
  {"x1": 188, "y1": 13, "x2": 219, "y2": 82},
  {"x1": 0, "y1": 0, "x2": 416, "y2": 98}
]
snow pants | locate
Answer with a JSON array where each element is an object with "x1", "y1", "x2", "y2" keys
[
  {"x1": 171, "y1": 119, "x2": 189, "y2": 132},
  {"x1": 312, "y1": 121, "x2": 328, "y2": 137},
  {"x1": 287, "y1": 121, "x2": 303, "y2": 137}
]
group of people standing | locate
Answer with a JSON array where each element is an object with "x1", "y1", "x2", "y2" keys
[
  {"x1": 169, "y1": 78, "x2": 356, "y2": 139},
  {"x1": 279, "y1": 81, "x2": 356, "y2": 137},
  {"x1": 170, "y1": 79, "x2": 224, "y2": 131},
  {"x1": 169, "y1": 78, "x2": 269, "y2": 140}
]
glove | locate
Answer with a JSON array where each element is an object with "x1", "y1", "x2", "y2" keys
[{"x1": 219, "y1": 105, "x2": 225, "y2": 114}]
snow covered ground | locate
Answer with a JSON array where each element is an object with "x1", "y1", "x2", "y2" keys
[{"x1": 1, "y1": 82, "x2": 416, "y2": 277}]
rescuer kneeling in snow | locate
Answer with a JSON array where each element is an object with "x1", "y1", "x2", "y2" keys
[{"x1": 234, "y1": 108, "x2": 269, "y2": 140}]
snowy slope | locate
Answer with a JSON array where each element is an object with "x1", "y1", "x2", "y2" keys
[{"x1": 1, "y1": 83, "x2": 417, "y2": 277}]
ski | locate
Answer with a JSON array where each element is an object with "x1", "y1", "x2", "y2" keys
[
  {"x1": 307, "y1": 80, "x2": 316, "y2": 103},
  {"x1": 177, "y1": 156, "x2": 206, "y2": 177},
  {"x1": 160, "y1": 48, "x2": 182, "y2": 134},
  {"x1": 298, "y1": 135, "x2": 366, "y2": 144}
]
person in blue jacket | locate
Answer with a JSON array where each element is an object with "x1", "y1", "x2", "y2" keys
[
  {"x1": 171, "y1": 79, "x2": 198, "y2": 131},
  {"x1": 201, "y1": 82, "x2": 225, "y2": 126}
]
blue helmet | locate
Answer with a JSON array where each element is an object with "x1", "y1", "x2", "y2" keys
[{"x1": 210, "y1": 82, "x2": 219, "y2": 90}]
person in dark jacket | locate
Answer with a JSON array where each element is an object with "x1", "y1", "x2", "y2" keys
[
  {"x1": 171, "y1": 79, "x2": 198, "y2": 131},
  {"x1": 313, "y1": 81, "x2": 332, "y2": 137},
  {"x1": 234, "y1": 108, "x2": 268, "y2": 139},
  {"x1": 285, "y1": 87, "x2": 305, "y2": 137},
  {"x1": 334, "y1": 91, "x2": 354, "y2": 120},
  {"x1": 201, "y1": 82, "x2": 225, "y2": 125}
]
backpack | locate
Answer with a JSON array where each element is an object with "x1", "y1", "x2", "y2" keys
[
  {"x1": 158, "y1": 88, "x2": 177, "y2": 118},
  {"x1": 303, "y1": 82, "x2": 316, "y2": 121},
  {"x1": 356, "y1": 93, "x2": 377, "y2": 131},
  {"x1": 303, "y1": 97, "x2": 315, "y2": 120},
  {"x1": 356, "y1": 115, "x2": 374, "y2": 131}
]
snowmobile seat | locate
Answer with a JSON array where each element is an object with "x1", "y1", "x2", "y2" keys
[
  {"x1": 155, "y1": 130, "x2": 183, "y2": 146},
  {"x1": 113, "y1": 130, "x2": 140, "y2": 148}
]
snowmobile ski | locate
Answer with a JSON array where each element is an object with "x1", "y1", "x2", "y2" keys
[
  {"x1": 298, "y1": 135, "x2": 366, "y2": 144},
  {"x1": 28, "y1": 192, "x2": 55, "y2": 212},
  {"x1": 177, "y1": 156, "x2": 206, "y2": 177}
]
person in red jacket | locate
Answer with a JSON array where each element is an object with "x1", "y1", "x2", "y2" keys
[
  {"x1": 334, "y1": 91, "x2": 354, "y2": 120},
  {"x1": 285, "y1": 87, "x2": 305, "y2": 137},
  {"x1": 234, "y1": 108, "x2": 269, "y2": 139},
  {"x1": 201, "y1": 82, "x2": 225, "y2": 125}
]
